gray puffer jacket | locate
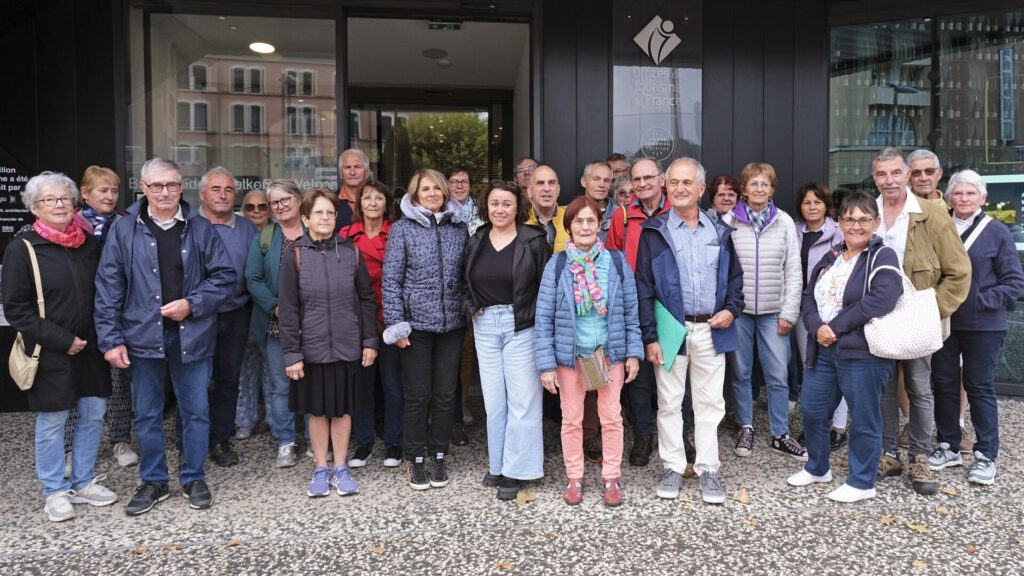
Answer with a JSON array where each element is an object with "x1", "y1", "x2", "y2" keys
[
  {"x1": 729, "y1": 202, "x2": 803, "y2": 323},
  {"x1": 382, "y1": 194, "x2": 468, "y2": 343}
]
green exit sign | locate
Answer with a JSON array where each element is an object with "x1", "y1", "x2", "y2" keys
[{"x1": 428, "y1": 21, "x2": 461, "y2": 31}]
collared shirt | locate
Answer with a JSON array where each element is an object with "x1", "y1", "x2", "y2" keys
[
  {"x1": 953, "y1": 208, "x2": 983, "y2": 236},
  {"x1": 876, "y1": 188, "x2": 922, "y2": 268},
  {"x1": 666, "y1": 209, "x2": 718, "y2": 315},
  {"x1": 147, "y1": 205, "x2": 185, "y2": 230}
]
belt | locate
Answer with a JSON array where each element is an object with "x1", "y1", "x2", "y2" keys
[{"x1": 684, "y1": 314, "x2": 712, "y2": 323}]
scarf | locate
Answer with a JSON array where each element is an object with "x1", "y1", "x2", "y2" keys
[
  {"x1": 79, "y1": 205, "x2": 115, "y2": 239},
  {"x1": 33, "y1": 218, "x2": 86, "y2": 249},
  {"x1": 565, "y1": 239, "x2": 607, "y2": 317},
  {"x1": 744, "y1": 200, "x2": 773, "y2": 235}
]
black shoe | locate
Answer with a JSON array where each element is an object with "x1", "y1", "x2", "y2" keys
[
  {"x1": 497, "y1": 476, "x2": 520, "y2": 501},
  {"x1": 483, "y1": 472, "x2": 503, "y2": 487},
  {"x1": 629, "y1": 434, "x2": 654, "y2": 467},
  {"x1": 182, "y1": 479, "x2": 213, "y2": 509},
  {"x1": 770, "y1": 433, "x2": 808, "y2": 462},
  {"x1": 408, "y1": 457, "x2": 429, "y2": 490},
  {"x1": 348, "y1": 444, "x2": 373, "y2": 468},
  {"x1": 125, "y1": 482, "x2": 169, "y2": 516},
  {"x1": 584, "y1": 438, "x2": 603, "y2": 464},
  {"x1": 209, "y1": 439, "x2": 240, "y2": 467},
  {"x1": 383, "y1": 446, "x2": 403, "y2": 468},
  {"x1": 431, "y1": 454, "x2": 449, "y2": 488},
  {"x1": 451, "y1": 424, "x2": 468, "y2": 446},
  {"x1": 830, "y1": 429, "x2": 849, "y2": 450},
  {"x1": 683, "y1": 428, "x2": 696, "y2": 465}
]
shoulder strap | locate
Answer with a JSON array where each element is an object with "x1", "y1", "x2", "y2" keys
[
  {"x1": 554, "y1": 251, "x2": 567, "y2": 281},
  {"x1": 621, "y1": 205, "x2": 629, "y2": 230},
  {"x1": 609, "y1": 249, "x2": 625, "y2": 280},
  {"x1": 22, "y1": 239, "x2": 45, "y2": 319},
  {"x1": 963, "y1": 215, "x2": 993, "y2": 252},
  {"x1": 259, "y1": 224, "x2": 275, "y2": 255},
  {"x1": 351, "y1": 243, "x2": 361, "y2": 276},
  {"x1": 293, "y1": 245, "x2": 301, "y2": 273}
]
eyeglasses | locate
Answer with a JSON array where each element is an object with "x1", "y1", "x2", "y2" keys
[
  {"x1": 514, "y1": 165, "x2": 537, "y2": 175},
  {"x1": 910, "y1": 168, "x2": 939, "y2": 177},
  {"x1": 143, "y1": 181, "x2": 182, "y2": 192},
  {"x1": 270, "y1": 196, "x2": 296, "y2": 208},
  {"x1": 244, "y1": 203, "x2": 269, "y2": 212},
  {"x1": 631, "y1": 174, "x2": 659, "y2": 185},
  {"x1": 448, "y1": 179, "x2": 470, "y2": 186},
  {"x1": 311, "y1": 209, "x2": 337, "y2": 219},
  {"x1": 35, "y1": 196, "x2": 73, "y2": 207},
  {"x1": 840, "y1": 217, "x2": 877, "y2": 228}
]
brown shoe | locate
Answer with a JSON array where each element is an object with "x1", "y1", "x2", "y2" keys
[
  {"x1": 959, "y1": 427, "x2": 974, "y2": 454},
  {"x1": 564, "y1": 478, "x2": 583, "y2": 506},
  {"x1": 909, "y1": 454, "x2": 938, "y2": 495},
  {"x1": 898, "y1": 423, "x2": 911, "y2": 448},
  {"x1": 878, "y1": 454, "x2": 903, "y2": 478},
  {"x1": 602, "y1": 478, "x2": 623, "y2": 507}
]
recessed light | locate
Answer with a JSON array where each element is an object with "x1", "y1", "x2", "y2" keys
[
  {"x1": 249, "y1": 42, "x2": 275, "y2": 54},
  {"x1": 230, "y1": 26, "x2": 238, "y2": 30},
  {"x1": 422, "y1": 48, "x2": 448, "y2": 59},
  {"x1": 218, "y1": 16, "x2": 226, "y2": 20},
  {"x1": 437, "y1": 59, "x2": 452, "y2": 67}
]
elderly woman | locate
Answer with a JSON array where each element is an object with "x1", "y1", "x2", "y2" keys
[
  {"x1": 729, "y1": 162, "x2": 805, "y2": 460},
  {"x1": 278, "y1": 189, "x2": 377, "y2": 497},
  {"x1": 3, "y1": 172, "x2": 116, "y2": 521},
  {"x1": 708, "y1": 175, "x2": 739, "y2": 222},
  {"x1": 340, "y1": 181, "x2": 403, "y2": 469},
  {"x1": 235, "y1": 189, "x2": 270, "y2": 441},
  {"x1": 788, "y1": 192, "x2": 903, "y2": 502},
  {"x1": 245, "y1": 180, "x2": 306, "y2": 468},
  {"x1": 535, "y1": 196, "x2": 642, "y2": 508},
  {"x1": 464, "y1": 180, "x2": 551, "y2": 501},
  {"x1": 927, "y1": 170, "x2": 1024, "y2": 485},
  {"x1": 612, "y1": 174, "x2": 632, "y2": 208},
  {"x1": 382, "y1": 169, "x2": 468, "y2": 491}
]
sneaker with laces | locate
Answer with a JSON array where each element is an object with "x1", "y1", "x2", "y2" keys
[
  {"x1": 483, "y1": 472, "x2": 503, "y2": 488},
  {"x1": 967, "y1": 451, "x2": 996, "y2": 485},
  {"x1": 909, "y1": 453, "x2": 938, "y2": 495},
  {"x1": 898, "y1": 423, "x2": 911, "y2": 448},
  {"x1": 828, "y1": 483, "x2": 876, "y2": 503},
  {"x1": 430, "y1": 453, "x2": 449, "y2": 488},
  {"x1": 927, "y1": 442, "x2": 963, "y2": 471},
  {"x1": 112, "y1": 442, "x2": 139, "y2": 467},
  {"x1": 584, "y1": 438, "x2": 603, "y2": 464},
  {"x1": 383, "y1": 446, "x2": 402, "y2": 468},
  {"x1": 878, "y1": 453, "x2": 903, "y2": 478},
  {"x1": 699, "y1": 471, "x2": 726, "y2": 504},
  {"x1": 209, "y1": 439, "x2": 240, "y2": 467},
  {"x1": 408, "y1": 457, "x2": 430, "y2": 490},
  {"x1": 68, "y1": 475, "x2": 118, "y2": 506},
  {"x1": 770, "y1": 433, "x2": 808, "y2": 462},
  {"x1": 564, "y1": 478, "x2": 583, "y2": 506},
  {"x1": 331, "y1": 466, "x2": 359, "y2": 495},
  {"x1": 787, "y1": 468, "x2": 833, "y2": 487},
  {"x1": 602, "y1": 478, "x2": 623, "y2": 507},
  {"x1": 124, "y1": 482, "x2": 169, "y2": 516},
  {"x1": 656, "y1": 469, "x2": 683, "y2": 499},
  {"x1": 830, "y1": 429, "x2": 849, "y2": 450},
  {"x1": 348, "y1": 445, "x2": 373, "y2": 468},
  {"x1": 182, "y1": 479, "x2": 213, "y2": 509},
  {"x1": 308, "y1": 466, "x2": 331, "y2": 497},
  {"x1": 45, "y1": 492, "x2": 75, "y2": 522},
  {"x1": 497, "y1": 476, "x2": 520, "y2": 501},
  {"x1": 734, "y1": 427, "x2": 754, "y2": 457},
  {"x1": 276, "y1": 444, "x2": 297, "y2": 468}
]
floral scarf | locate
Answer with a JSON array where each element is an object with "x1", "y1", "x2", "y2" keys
[
  {"x1": 565, "y1": 239, "x2": 607, "y2": 317},
  {"x1": 33, "y1": 218, "x2": 86, "y2": 249}
]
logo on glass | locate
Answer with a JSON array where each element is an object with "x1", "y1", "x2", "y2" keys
[{"x1": 634, "y1": 15, "x2": 681, "y2": 65}]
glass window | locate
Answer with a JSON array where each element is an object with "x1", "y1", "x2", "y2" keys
[
  {"x1": 350, "y1": 111, "x2": 361, "y2": 139},
  {"x1": 250, "y1": 105, "x2": 262, "y2": 134},
  {"x1": 249, "y1": 68, "x2": 262, "y2": 94},
  {"x1": 232, "y1": 104, "x2": 245, "y2": 133},
  {"x1": 177, "y1": 102, "x2": 190, "y2": 131},
  {"x1": 301, "y1": 71, "x2": 315, "y2": 96},
  {"x1": 194, "y1": 103, "x2": 208, "y2": 132},
  {"x1": 190, "y1": 64, "x2": 207, "y2": 91},
  {"x1": 232, "y1": 68, "x2": 245, "y2": 93}
]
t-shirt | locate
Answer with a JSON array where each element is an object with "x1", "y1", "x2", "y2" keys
[
  {"x1": 469, "y1": 236, "x2": 515, "y2": 308},
  {"x1": 814, "y1": 251, "x2": 861, "y2": 324}
]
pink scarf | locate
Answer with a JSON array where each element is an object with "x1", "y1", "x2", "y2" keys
[{"x1": 33, "y1": 218, "x2": 86, "y2": 249}]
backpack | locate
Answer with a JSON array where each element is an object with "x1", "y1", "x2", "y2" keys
[{"x1": 259, "y1": 223, "x2": 275, "y2": 255}]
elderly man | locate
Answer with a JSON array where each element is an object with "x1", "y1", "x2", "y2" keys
[
  {"x1": 336, "y1": 148, "x2": 370, "y2": 230},
  {"x1": 514, "y1": 156, "x2": 539, "y2": 191},
  {"x1": 871, "y1": 147, "x2": 970, "y2": 496},
  {"x1": 198, "y1": 168, "x2": 258, "y2": 467},
  {"x1": 606, "y1": 153, "x2": 629, "y2": 180},
  {"x1": 580, "y1": 161, "x2": 615, "y2": 241},
  {"x1": 95, "y1": 158, "x2": 234, "y2": 515},
  {"x1": 907, "y1": 149, "x2": 944, "y2": 201},
  {"x1": 525, "y1": 165, "x2": 569, "y2": 253}
]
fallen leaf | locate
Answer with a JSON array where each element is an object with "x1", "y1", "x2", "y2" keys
[
  {"x1": 939, "y1": 486, "x2": 957, "y2": 496},
  {"x1": 964, "y1": 544, "x2": 979, "y2": 555},
  {"x1": 543, "y1": 532, "x2": 556, "y2": 541},
  {"x1": 132, "y1": 546, "x2": 149, "y2": 556},
  {"x1": 496, "y1": 561, "x2": 513, "y2": 570},
  {"x1": 733, "y1": 488, "x2": 749, "y2": 504},
  {"x1": 370, "y1": 544, "x2": 385, "y2": 555},
  {"x1": 880, "y1": 515, "x2": 897, "y2": 525},
  {"x1": 683, "y1": 505, "x2": 694, "y2": 513},
  {"x1": 742, "y1": 518, "x2": 757, "y2": 526},
  {"x1": 515, "y1": 490, "x2": 537, "y2": 505},
  {"x1": 225, "y1": 539, "x2": 240, "y2": 548},
  {"x1": 935, "y1": 506, "x2": 951, "y2": 516},
  {"x1": 1018, "y1": 539, "x2": 1024, "y2": 547},
  {"x1": 905, "y1": 523, "x2": 932, "y2": 534},
  {"x1": 162, "y1": 543, "x2": 182, "y2": 552},
  {"x1": 912, "y1": 560, "x2": 928, "y2": 569}
]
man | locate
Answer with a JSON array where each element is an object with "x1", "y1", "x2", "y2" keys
[
  {"x1": 635, "y1": 158, "x2": 744, "y2": 504},
  {"x1": 525, "y1": 165, "x2": 570, "y2": 253},
  {"x1": 872, "y1": 147, "x2": 970, "y2": 496},
  {"x1": 336, "y1": 149, "x2": 370, "y2": 230},
  {"x1": 514, "y1": 156, "x2": 539, "y2": 191},
  {"x1": 907, "y1": 149, "x2": 944, "y2": 201},
  {"x1": 607, "y1": 152, "x2": 629, "y2": 180},
  {"x1": 579, "y1": 161, "x2": 615, "y2": 241},
  {"x1": 95, "y1": 158, "x2": 235, "y2": 515},
  {"x1": 198, "y1": 167, "x2": 258, "y2": 467}
]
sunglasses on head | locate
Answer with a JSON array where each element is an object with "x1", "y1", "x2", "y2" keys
[{"x1": 244, "y1": 203, "x2": 269, "y2": 212}]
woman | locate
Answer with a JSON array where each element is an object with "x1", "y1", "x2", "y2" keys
[
  {"x1": 244, "y1": 180, "x2": 305, "y2": 468},
  {"x1": 534, "y1": 196, "x2": 642, "y2": 508},
  {"x1": 382, "y1": 169, "x2": 468, "y2": 491},
  {"x1": 928, "y1": 170, "x2": 1024, "y2": 485},
  {"x1": 235, "y1": 189, "x2": 270, "y2": 440},
  {"x1": 2, "y1": 172, "x2": 116, "y2": 521},
  {"x1": 464, "y1": 180, "x2": 551, "y2": 501},
  {"x1": 708, "y1": 175, "x2": 739, "y2": 222},
  {"x1": 788, "y1": 192, "x2": 903, "y2": 502},
  {"x1": 793, "y1": 183, "x2": 849, "y2": 449},
  {"x1": 340, "y1": 181, "x2": 403, "y2": 469},
  {"x1": 278, "y1": 189, "x2": 378, "y2": 497},
  {"x1": 729, "y1": 162, "x2": 805, "y2": 460},
  {"x1": 612, "y1": 174, "x2": 632, "y2": 208}
]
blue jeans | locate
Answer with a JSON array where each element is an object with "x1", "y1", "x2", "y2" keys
[
  {"x1": 801, "y1": 346, "x2": 894, "y2": 489},
  {"x1": 932, "y1": 330, "x2": 1004, "y2": 460},
  {"x1": 209, "y1": 306, "x2": 251, "y2": 444},
  {"x1": 36, "y1": 396, "x2": 106, "y2": 497},
  {"x1": 474, "y1": 305, "x2": 544, "y2": 480},
  {"x1": 262, "y1": 336, "x2": 296, "y2": 447},
  {"x1": 130, "y1": 329, "x2": 212, "y2": 486},
  {"x1": 731, "y1": 312, "x2": 793, "y2": 436}
]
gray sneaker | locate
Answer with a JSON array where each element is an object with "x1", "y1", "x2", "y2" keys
[
  {"x1": 927, "y1": 442, "x2": 963, "y2": 471},
  {"x1": 68, "y1": 474, "x2": 118, "y2": 506},
  {"x1": 967, "y1": 451, "x2": 996, "y2": 485},
  {"x1": 656, "y1": 469, "x2": 683, "y2": 499},
  {"x1": 276, "y1": 444, "x2": 297, "y2": 468},
  {"x1": 699, "y1": 471, "x2": 726, "y2": 504}
]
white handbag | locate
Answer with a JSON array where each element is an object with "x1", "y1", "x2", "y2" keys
[{"x1": 863, "y1": 263, "x2": 943, "y2": 360}]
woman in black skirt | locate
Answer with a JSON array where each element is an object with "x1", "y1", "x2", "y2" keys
[{"x1": 278, "y1": 189, "x2": 378, "y2": 497}]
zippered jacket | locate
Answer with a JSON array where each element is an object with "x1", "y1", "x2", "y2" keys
[{"x1": 729, "y1": 202, "x2": 803, "y2": 323}]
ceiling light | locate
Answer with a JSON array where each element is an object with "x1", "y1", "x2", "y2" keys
[
  {"x1": 422, "y1": 48, "x2": 448, "y2": 59},
  {"x1": 437, "y1": 59, "x2": 452, "y2": 67},
  {"x1": 250, "y1": 42, "x2": 275, "y2": 54}
]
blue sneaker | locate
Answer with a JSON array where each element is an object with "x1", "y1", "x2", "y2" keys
[
  {"x1": 308, "y1": 466, "x2": 330, "y2": 497},
  {"x1": 331, "y1": 465, "x2": 359, "y2": 496}
]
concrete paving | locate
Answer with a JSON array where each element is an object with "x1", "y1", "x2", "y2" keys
[{"x1": 2, "y1": 398, "x2": 1023, "y2": 575}]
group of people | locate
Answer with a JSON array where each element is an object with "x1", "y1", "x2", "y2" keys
[{"x1": 5, "y1": 144, "x2": 1021, "y2": 522}]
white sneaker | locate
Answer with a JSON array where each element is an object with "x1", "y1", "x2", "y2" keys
[
  {"x1": 45, "y1": 492, "x2": 75, "y2": 522},
  {"x1": 787, "y1": 468, "x2": 833, "y2": 487},
  {"x1": 276, "y1": 444, "x2": 297, "y2": 468},
  {"x1": 68, "y1": 475, "x2": 118, "y2": 506},
  {"x1": 113, "y1": 442, "x2": 139, "y2": 467},
  {"x1": 828, "y1": 483, "x2": 876, "y2": 503}
]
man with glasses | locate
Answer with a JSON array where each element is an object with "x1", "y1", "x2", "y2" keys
[
  {"x1": 907, "y1": 149, "x2": 944, "y2": 201},
  {"x1": 606, "y1": 153, "x2": 630, "y2": 180},
  {"x1": 197, "y1": 167, "x2": 258, "y2": 467},
  {"x1": 95, "y1": 158, "x2": 235, "y2": 516},
  {"x1": 514, "y1": 157, "x2": 539, "y2": 197},
  {"x1": 336, "y1": 149, "x2": 371, "y2": 230}
]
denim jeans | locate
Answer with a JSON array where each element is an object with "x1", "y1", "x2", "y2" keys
[
  {"x1": 130, "y1": 329, "x2": 212, "y2": 486},
  {"x1": 235, "y1": 338, "x2": 269, "y2": 433},
  {"x1": 378, "y1": 342, "x2": 403, "y2": 449},
  {"x1": 474, "y1": 305, "x2": 544, "y2": 480},
  {"x1": 400, "y1": 328, "x2": 465, "y2": 459},
  {"x1": 730, "y1": 312, "x2": 793, "y2": 436},
  {"x1": 36, "y1": 396, "x2": 106, "y2": 497},
  {"x1": 801, "y1": 346, "x2": 894, "y2": 489},
  {"x1": 209, "y1": 306, "x2": 251, "y2": 444},
  {"x1": 262, "y1": 336, "x2": 296, "y2": 447},
  {"x1": 932, "y1": 330, "x2": 1005, "y2": 460}
]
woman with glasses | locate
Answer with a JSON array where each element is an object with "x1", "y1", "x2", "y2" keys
[
  {"x1": 3, "y1": 172, "x2": 116, "y2": 521},
  {"x1": 788, "y1": 192, "x2": 902, "y2": 502},
  {"x1": 278, "y1": 189, "x2": 378, "y2": 497},
  {"x1": 235, "y1": 189, "x2": 271, "y2": 441},
  {"x1": 708, "y1": 175, "x2": 739, "y2": 223},
  {"x1": 464, "y1": 180, "x2": 551, "y2": 501},
  {"x1": 245, "y1": 180, "x2": 305, "y2": 468}
]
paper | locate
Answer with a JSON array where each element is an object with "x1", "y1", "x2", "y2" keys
[{"x1": 655, "y1": 300, "x2": 687, "y2": 372}]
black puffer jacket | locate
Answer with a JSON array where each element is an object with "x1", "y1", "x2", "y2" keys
[{"x1": 463, "y1": 222, "x2": 551, "y2": 332}]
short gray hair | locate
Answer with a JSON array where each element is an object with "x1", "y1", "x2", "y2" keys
[
  {"x1": 612, "y1": 174, "x2": 631, "y2": 192},
  {"x1": 339, "y1": 148, "x2": 370, "y2": 170},
  {"x1": 666, "y1": 157, "x2": 707, "y2": 186},
  {"x1": 582, "y1": 161, "x2": 612, "y2": 181},
  {"x1": 872, "y1": 147, "x2": 907, "y2": 168},
  {"x1": 139, "y1": 157, "x2": 182, "y2": 183},
  {"x1": 906, "y1": 149, "x2": 942, "y2": 169},
  {"x1": 199, "y1": 166, "x2": 237, "y2": 191},
  {"x1": 267, "y1": 179, "x2": 302, "y2": 200},
  {"x1": 22, "y1": 171, "x2": 79, "y2": 209},
  {"x1": 945, "y1": 169, "x2": 988, "y2": 201},
  {"x1": 630, "y1": 157, "x2": 663, "y2": 177}
]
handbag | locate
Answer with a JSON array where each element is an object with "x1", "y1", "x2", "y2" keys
[
  {"x1": 863, "y1": 262, "x2": 943, "y2": 360},
  {"x1": 577, "y1": 346, "x2": 611, "y2": 391},
  {"x1": 9, "y1": 239, "x2": 45, "y2": 391}
]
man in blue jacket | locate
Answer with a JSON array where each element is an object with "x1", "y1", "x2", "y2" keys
[
  {"x1": 634, "y1": 158, "x2": 744, "y2": 505},
  {"x1": 95, "y1": 158, "x2": 235, "y2": 516}
]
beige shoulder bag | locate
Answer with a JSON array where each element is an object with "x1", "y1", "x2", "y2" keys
[{"x1": 9, "y1": 239, "x2": 44, "y2": 391}]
